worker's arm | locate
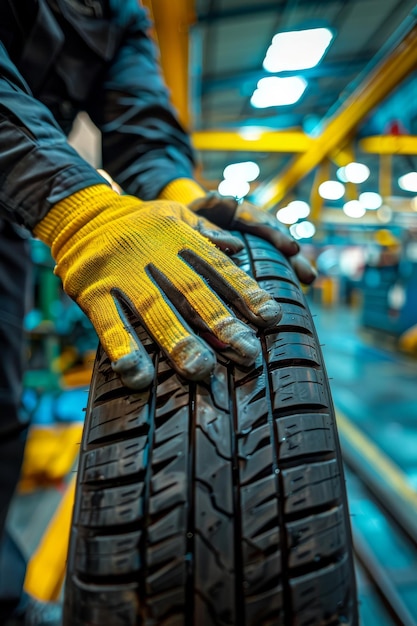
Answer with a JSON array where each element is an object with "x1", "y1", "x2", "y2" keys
[{"x1": 0, "y1": 41, "x2": 106, "y2": 229}]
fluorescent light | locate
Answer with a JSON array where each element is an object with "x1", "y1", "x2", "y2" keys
[
  {"x1": 359, "y1": 191, "x2": 382, "y2": 209},
  {"x1": 250, "y1": 76, "x2": 307, "y2": 108},
  {"x1": 343, "y1": 200, "x2": 366, "y2": 218},
  {"x1": 263, "y1": 28, "x2": 333, "y2": 72},
  {"x1": 218, "y1": 179, "x2": 250, "y2": 199},
  {"x1": 344, "y1": 162, "x2": 370, "y2": 184},
  {"x1": 336, "y1": 167, "x2": 349, "y2": 183},
  {"x1": 287, "y1": 200, "x2": 310, "y2": 218},
  {"x1": 318, "y1": 180, "x2": 345, "y2": 200},
  {"x1": 276, "y1": 206, "x2": 299, "y2": 224},
  {"x1": 290, "y1": 221, "x2": 316, "y2": 239},
  {"x1": 276, "y1": 200, "x2": 310, "y2": 224},
  {"x1": 223, "y1": 161, "x2": 260, "y2": 182},
  {"x1": 398, "y1": 171, "x2": 417, "y2": 192}
]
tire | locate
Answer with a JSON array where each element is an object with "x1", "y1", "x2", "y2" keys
[{"x1": 63, "y1": 233, "x2": 358, "y2": 626}]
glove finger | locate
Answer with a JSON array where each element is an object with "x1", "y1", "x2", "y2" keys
[
  {"x1": 178, "y1": 246, "x2": 282, "y2": 327},
  {"x1": 85, "y1": 294, "x2": 155, "y2": 389},
  {"x1": 86, "y1": 290, "x2": 217, "y2": 386},
  {"x1": 195, "y1": 218, "x2": 244, "y2": 254},
  {"x1": 148, "y1": 258, "x2": 274, "y2": 365},
  {"x1": 289, "y1": 253, "x2": 317, "y2": 284},
  {"x1": 112, "y1": 287, "x2": 218, "y2": 383}
]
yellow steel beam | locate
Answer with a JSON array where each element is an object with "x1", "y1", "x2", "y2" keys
[
  {"x1": 360, "y1": 134, "x2": 417, "y2": 154},
  {"x1": 192, "y1": 129, "x2": 314, "y2": 153},
  {"x1": 142, "y1": 0, "x2": 195, "y2": 129},
  {"x1": 256, "y1": 23, "x2": 417, "y2": 210}
]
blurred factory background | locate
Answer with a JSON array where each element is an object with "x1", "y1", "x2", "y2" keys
[{"x1": 11, "y1": 1, "x2": 417, "y2": 625}]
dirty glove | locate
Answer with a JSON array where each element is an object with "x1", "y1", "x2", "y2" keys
[
  {"x1": 34, "y1": 185, "x2": 282, "y2": 389},
  {"x1": 159, "y1": 178, "x2": 317, "y2": 284}
]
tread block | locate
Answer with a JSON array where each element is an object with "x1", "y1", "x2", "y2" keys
[
  {"x1": 78, "y1": 483, "x2": 144, "y2": 527},
  {"x1": 81, "y1": 436, "x2": 148, "y2": 483},
  {"x1": 276, "y1": 412, "x2": 335, "y2": 459},
  {"x1": 154, "y1": 406, "x2": 188, "y2": 445},
  {"x1": 195, "y1": 429, "x2": 234, "y2": 515},
  {"x1": 148, "y1": 506, "x2": 187, "y2": 544},
  {"x1": 266, "y1": 332, "x2": 320, "y2": 367},
  {"x1": 244, "y1": 586, "x2": 284, "y2": 625},
  {"x1": 75, "y1": 530, "x2": 141, "y2": 576},
  {"x1": 254, "y1": 259, "x2": 298, "y2": 283},
  {"x1": 271, "y1": 366, "x2": 328, "y2": 412},
  {"x1": 66, "y1": 577, "x2": 139, "y2": 626},
  {"x1": 88, "y1": 398, "x2": 149, "y2": 443},
  {"x1": 146, "y1": 558, "x2": 186, "y2": 595},
  {"x1": 146, "y1": 587, "x2": 185, "y2": 623},
  {"x1": 147, "y1": 535, "x2": 187, "y2": 571},
  {"x1": 286, "y1": 506, "x2": 346, "y2": 569},
  {"x1": 274, "y1": 303, "x2": 313, "y2": 334},
  {"x1": 196, "y1": 486, "x2": 235, "y2": 571},
  {"x1": 282, "y1": 459, "x2": 341, "y2": 514},
  {"x1": 290, "y1": 554, "x2": 353, "y2": 626},
  {"x1": 258, "y1": 279, "x2": 304, "y2": 304},
  {"x1": 235, "y1": 374, "x2": 269, "y2": 434},
  {"x1": 195, "y1": 534, "x2": 236, "y2": 625},
  {"x1": 241, "y1": 476, "x2": 279, "y2": 550}
]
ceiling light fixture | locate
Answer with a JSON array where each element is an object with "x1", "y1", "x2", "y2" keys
[
  {"x1": 398, "y1": 171, "x2": 417, "y2": 192},
  {"x1": 250, "y1": 76, "x2": 307, "y2": 108},
  {"x1": 343, "y1": 200, "x2": 366, "y2": 218},
  {"x1": 223, "y1": 161, "x2": 260, "y2": 182},
  {"x1": 359, "y1": 191, "x2": 382, "y2": 209},
  {"x1": 290, "y1": 221, "x2": 316, "y2": 239},
  {"x1": 218, "y1": 179, "x2": 250, "y2": 199},
  {"x1": 336, "y1": 167, "x2": 349, "y2": 183},
  {"x1": 276, "y1": 200, "x2": 311, "y2": 224},
  {"x1": 287, "y1": 200, "x2": 311, "y2": 218},
  {"x1": 344, "y1": 162, "x2": 370, "y2": 184},
  {"x1": 318, "y1": 180, "x2": 345, "y2": 200},
  {"x1": 263, "y1": 27, "x2": 334, "y2": 73}
]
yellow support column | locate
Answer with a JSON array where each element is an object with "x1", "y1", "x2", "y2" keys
[
  {"x1": 143, "y1": 0, "x2": 195, "y2": 129},
  {"x1": 379, "y1": 153, "x2": 392, "y2": 200},
  {"x1": 309, "y1": 160, "x2": 330, "y2": 223}
]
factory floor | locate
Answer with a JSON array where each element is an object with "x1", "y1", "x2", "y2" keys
[{"x1": 5, "y1": 301, "x2": 417, "y2": 625}]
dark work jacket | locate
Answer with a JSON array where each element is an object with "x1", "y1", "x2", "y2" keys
[{"x1": 0, "y1": 0, "x2": 196, "y2": 230}]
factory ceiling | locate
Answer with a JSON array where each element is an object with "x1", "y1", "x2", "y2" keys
[{"x1": 146, "y1": 0, "x2": 417, "y2": 226}]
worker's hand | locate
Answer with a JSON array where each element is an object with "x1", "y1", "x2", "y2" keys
[
  {"x1": 34, "y1": 185, "x2": 282, "y2": 390},
  {"x1": 189, "y1": 193, "x2": 317, "y2": 284}
]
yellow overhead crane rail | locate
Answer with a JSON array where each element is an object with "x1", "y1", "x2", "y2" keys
[
  {"x1": 192, "y1": 129, "x2": 314, "y2": 153},
  {"x1": 360, "y1": 135, "x2": 417, "y2": 155}
]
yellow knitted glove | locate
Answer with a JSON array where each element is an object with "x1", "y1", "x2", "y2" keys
[{"x1": 34, "y1": 185, "x2": 281, "y2": 389}]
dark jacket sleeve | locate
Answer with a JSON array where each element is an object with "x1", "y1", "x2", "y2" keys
[
  {"x1": 86, "y1": 0, "x2": 197, "y2": 201},
  {"x1": 0, "y1": 42, "x2": 107, "y2": 231}
]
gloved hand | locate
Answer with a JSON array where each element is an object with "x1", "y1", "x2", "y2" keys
[
  {"x1": 34, "y1": 185, "x2": 282, "y2": 390},
  {"x1": 159, "y1": 179, "x2": 317, "y2": 285}
]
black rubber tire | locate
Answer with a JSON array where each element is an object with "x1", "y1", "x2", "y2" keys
[{"x1": 63, "y1": 233, "x2": 358, "y2": 626}]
